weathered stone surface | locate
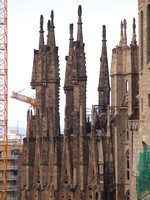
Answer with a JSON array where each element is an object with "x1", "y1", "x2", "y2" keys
[
  {"x1": 21, "y1": 1, "x2": 150, "y2": 199},
  {"x1": 21, "y1": 6, "x2": 114, "y2": 200}
]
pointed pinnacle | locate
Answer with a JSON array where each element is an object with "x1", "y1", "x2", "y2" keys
[
  {"x1": 132, "y1": 18, "x2": 137, "y2": 45},
  {"x1": 40, "y1": 15, "x2": 44, "y2": 32},
  {"x1": 70, "y1": 24, "x2": 73, "y2": 39},
  {"x1": 51, "y1": 10, "x2": 54, "y2": 20},
  {"x1": 124, "y1": 19, "x2": 127, "y2": 29},
  {"x1": 78, "y1": 5, "x2": 82, "y2": 16},
  {"x1": 123, "y1": 19, "x2": 127, "y2": 45},
  {"x1": 119, "y1": 21, "x2": 123, "y2": 46},
  {"x1": 51, "y1": 10, "x2": 54, "y2": 26},
  {"x1": 47, "y1": 20, "x2": 50, "y2": 30},
  {"x1": 77, "y1": 5, "x2": 83, "y2": 43},
  {"x1": 133, "y1": 18, "x2": 136, "y2": 30},
  {"x1": 102, "y1": 25, "x2": 106, "y2": 42},
  {"x1": 39, "y1": 15, "x2": 44, "y2": 48}
]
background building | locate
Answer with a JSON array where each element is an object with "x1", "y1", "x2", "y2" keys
[{"x1": 0, "y1": 130, "x2": 23, "y2": 200}]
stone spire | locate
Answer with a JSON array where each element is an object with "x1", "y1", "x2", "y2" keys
[
  {"x1": 72, "y1": 5, "x2": 87, "y2": 189},
  {"x1": 77, "y1": 5, "x2": 83, "y2": 44},
  {"x1": 131, "y1": 18, "x2": 137, "y2": 45},
  {"x1": 119, "y1": 21, "x2": 123, "y2": 46},
  {"x1": 47, "y1": 19, "x2": 50, "y2": 45},
  {"x1": 64, "y1": 24, "x2": 74, "y2": 90},
  {"x1": 64, "y1": 24, "x2": 74, "y2": 136},
  {"x1": 123, "y1": 19, "x2": 127, "y2": 45},
  {"x1": 98, "y1": 25, "x2": 110, "y2": 112},
  {"x1": 72, "y1": 5, "x2": 87, "y2": 135},
  {"x1": 47, "y1": 10, "x2": 56, "y2": 47},
  {"x1": 39, "y1": 15, "x2": 44, "y2": 49}
]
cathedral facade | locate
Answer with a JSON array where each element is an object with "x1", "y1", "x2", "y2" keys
[{"x1": 21, "y1": 1, "x2": 150, "y2": 200}]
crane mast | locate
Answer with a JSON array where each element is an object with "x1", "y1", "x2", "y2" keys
[{"x1": 0, "y1": 0, "x2": 8, "y2": 199}]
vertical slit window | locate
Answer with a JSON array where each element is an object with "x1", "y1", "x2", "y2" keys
[
  {"x1": 127, "y1": 131, "x2": 129, "y2": 140},
  {"x1": 96, "y1": 192, "x2": 98, "y2": 200},
  {"x1": 126, "y1": 190, "x2": 130, "y2": 200},
  {"x1": 126, "y1": 150, "x2": 130, "y2": 180},
  {"x1": 126, "y1": 80, "x2": 128, "y2": 92},
  {"x1": 149, "y1": 94, "x2": 150, "y2": 107},
  {"x1": 141, "y1": 98, "x2": 143, "y2": 111}
]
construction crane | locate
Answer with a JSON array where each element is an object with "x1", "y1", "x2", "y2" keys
[
  {"x1": 0, "y1": 0, "x2": 8, "y2": 199},
  {"x1": 10, "y1": 91, "x2": 36, "y2": 112}
]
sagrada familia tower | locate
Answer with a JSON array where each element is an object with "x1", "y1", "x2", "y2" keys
[{"x1": 21, "y1": 1, "x2": 150, "y2": 199}]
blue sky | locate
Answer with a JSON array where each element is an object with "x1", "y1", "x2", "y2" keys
[{"x1": 8, "y1": 0, "x2": 138, "y2": 133}]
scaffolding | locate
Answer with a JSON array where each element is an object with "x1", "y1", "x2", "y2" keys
[
  {"x1": 0, "y1": 0, "x2": 8, "y2": 199},
  {"x1": 137, "y1": 145, "x2": 150, "y2": 199}
]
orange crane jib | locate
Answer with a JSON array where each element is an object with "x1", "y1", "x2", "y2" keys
[{"x1": 10, "y1": 91, "x2": 36, "y2": 109}]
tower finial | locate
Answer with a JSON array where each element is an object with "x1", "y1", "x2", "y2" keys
[
  {"x1": 70, "y1": 24, "x2": 73, "y2": 39},
  {"x1": 98, "y1": 25, "x2": 110, "y2": 113},
  {"x1": 123, "y1": 19, "x2": 127, "y2": 45},
  {"x1": 51, "y1": 10, "x2": 54, "y2": 27},
  {"x1": 77, "y1": 5, "x2": 83, "y2": 43},
  {"x1": 78, "y1": 5, "x2": 82, "y2": 16},
  {"x1": 39, "y1": 15, "x2": 44, "y2": 49},
  {"x1": 47, "y1": 10, "x2": 55, "y2": 47},
  {"x1": 47, "y1": 20, "x2": 50, "y2": 45},
  {"x1": 40, "y1": 15, "x2": 44, "y2": 32},
  {"x1": 102, "y1": 25, "x2": 106, "y2": 42},
  {"x1": 131, "y1": 18, "x2": 137, "y2": 45},
  {"x1": 51, "y1": 10, "x2": 54, "y2": 20},
  {"x1": 119, "y1": 21, "x2": 123, "y2": 46},
  {"x1": 47, "y1": 19, "x2": 50, "y2": 30}
]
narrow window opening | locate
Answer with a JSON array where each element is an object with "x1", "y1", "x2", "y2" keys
[
  {"x1": 141, "y1": 98, "x2": 143, "y2": 111},
  {"x1": 148, "y1": 94, "x2": 150, "y2": 107},
  {"x1": 126, "y1": 190, "x2": 130, "y2": 200},
  {"x1": 96, "y1": 192, "x2": 98, "y2": 200},
  {"x1": 127, "y1": 171, "x2": 130, "y2": 180},
  {"x1": 127, "y1": 131, "x2": 129, "y2": 140},
  {"x1": 126, "y1": 150, "x2": 130, "y2": 180},
  {"x1": 126, "y1": 80, "x2": 128, "y2": 92},
  {"x1": 127, "y1": 160, "x2": 129, "y2": 169}
]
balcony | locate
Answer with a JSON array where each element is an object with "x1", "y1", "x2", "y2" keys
[
  {"x1": 7, "y1": 165, "x2": 18, "y2": 170},
  {"x1": 0, "y1": 185, "x2": 18, "y2": 191},
  {"x1": 7, "y1": 176, "x2": 18, "y2": 181},
  {"x1": 0, "y1": 175, "x2": 18, "y2": 181},
  {"x1": 0, "y1": 165, "x2": 18, "y2": 171},
  {"x1": 0, "y1": 156, "x2": 18, "y2": 161},
  {"x1": 9, "y1": 198, "x2": 19, "y2": 200}
]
